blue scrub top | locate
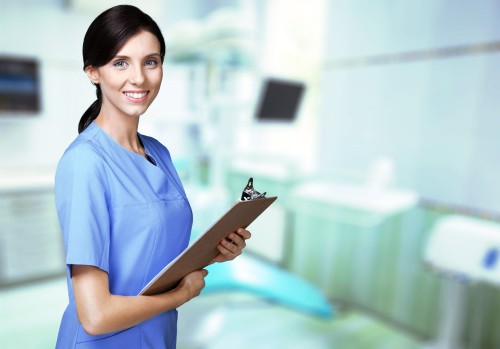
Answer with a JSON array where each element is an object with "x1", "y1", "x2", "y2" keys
[{"x1": 54, "y1": 122, "x2": 192, "y2": 349}]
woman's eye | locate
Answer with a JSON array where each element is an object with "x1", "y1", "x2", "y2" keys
[
  {"x1": 145, "y1": 59, "x2": 159, "y2": 67},
  {"x1": 113, "y1": 60, "x2": 128, "y2": 69}
]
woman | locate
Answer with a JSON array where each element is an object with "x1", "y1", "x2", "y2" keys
[{"x1": 55, "y1": 5, "x2": 250, "y2": 348}]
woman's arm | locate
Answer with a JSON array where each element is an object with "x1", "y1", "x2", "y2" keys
[
  {"x1": 72, "y1": 264, "x2": 207, "y2": 336},
  {"x1": 73, "y1": 227, "x2": 249, "y2": 335}
]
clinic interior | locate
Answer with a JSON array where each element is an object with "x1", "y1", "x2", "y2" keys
[{"x1": 2, "y1": 1, "x2": 500, "y2": 348}]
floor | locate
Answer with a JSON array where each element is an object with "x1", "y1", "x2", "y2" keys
[{"x1": 0, "y1": 277, "x2": 426, "y2": 349}]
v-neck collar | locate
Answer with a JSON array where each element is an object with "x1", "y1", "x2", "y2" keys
[
  {"x1": 138, "y1": 133, "x2": 158, "y2": 166},
  {"x1": 89, "y1": 122, "x2": 156, "y2": 166},
  {"x1": 87, "y1": 122, "x2": 187, "y2": 199}
]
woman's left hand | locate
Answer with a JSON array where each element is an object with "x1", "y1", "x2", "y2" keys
[{"x1": 211, "y1": 228, "x2": 251, "y2": 263}]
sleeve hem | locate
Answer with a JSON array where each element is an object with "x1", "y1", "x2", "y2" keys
[{"x1": 67, "y1": 255, "x2": 110, "y2": 274}]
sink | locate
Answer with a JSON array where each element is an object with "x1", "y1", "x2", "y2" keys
[{"x1": 293, "y1": 181, "x2": 417, "y2": 214}]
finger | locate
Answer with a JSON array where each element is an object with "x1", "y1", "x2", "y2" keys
[
  {"x1": 228, "y1": 232, "x2": 245, "y2": 248},
  {"x1": 221, "y1": 238, "x2": 239, "y2": 253},
  {"x1": 200, "y1": 269, "x2": 209, "y2": 277},
  {"x1": 218, "y1": 241, "x2": 240, "y2": 258},
  {"x1": 236, "y1": 228, "x2": 251, "y2": 240},
  {"x1": 210, "y1": 253, "x2": 224, "y2": 263}
]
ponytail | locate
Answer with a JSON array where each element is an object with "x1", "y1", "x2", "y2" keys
[{"x1": 78, "y1": 85, "x2": 102, "y2": 133}]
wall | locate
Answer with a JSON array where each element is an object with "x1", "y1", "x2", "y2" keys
[
  {"x1": 318, "y1": 1, "x2": 500, "y2": 215},
  {"x1": 0, "y1": 3, "x2": 94, "y2": 168}
]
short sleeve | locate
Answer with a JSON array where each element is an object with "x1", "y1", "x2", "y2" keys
[{"x1": 55, "y1": 144, "x2": 111, "y2": 273}]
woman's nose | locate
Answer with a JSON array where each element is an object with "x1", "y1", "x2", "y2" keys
[{"x1": 129, "y1": 66, "x2": 145, "y2": 85}]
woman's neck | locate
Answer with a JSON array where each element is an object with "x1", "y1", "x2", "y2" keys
[{"x1": 94, "y1": 113, "x2": 145, "y2": 156}]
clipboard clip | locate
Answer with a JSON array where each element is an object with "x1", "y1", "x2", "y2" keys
[{"x1": 241, "y1": 177, "x2": 267, "y2": 201}]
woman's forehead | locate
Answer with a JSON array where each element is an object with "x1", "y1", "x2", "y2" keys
[{"x1": 115, "y1": 31, "x2": 161, "y2": 58}]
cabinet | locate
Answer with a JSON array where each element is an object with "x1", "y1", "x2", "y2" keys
[{"x1": 0, "y1": 169, "x2": 65, "y2": 286}]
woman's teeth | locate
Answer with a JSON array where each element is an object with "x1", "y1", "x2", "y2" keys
[{"x1": 125, "y1": 92, "x2": 147, "y2": 98}]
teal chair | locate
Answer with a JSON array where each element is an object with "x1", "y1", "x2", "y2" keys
[{"x1": 203, "y1": 252, "x2": 333, "y2": 317}]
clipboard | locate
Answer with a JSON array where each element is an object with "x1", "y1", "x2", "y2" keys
[{"x1": 139, "y1": 196, "x2": 278, "y2": 295}]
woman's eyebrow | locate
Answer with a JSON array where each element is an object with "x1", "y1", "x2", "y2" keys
[{"x1": 113, "y1": 53, "x2": 161, "y2": 59}]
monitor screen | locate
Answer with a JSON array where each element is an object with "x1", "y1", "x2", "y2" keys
[
  {"x1": 0, "y1": 56, "x2": 40, "y2": 113},
  {"x1": 255, "y1": 78, "x2": 305, "y2": 121}
]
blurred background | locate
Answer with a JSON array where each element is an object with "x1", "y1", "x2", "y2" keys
[{"x1": 2, "y1": 0, "x2": 500, "y2": 348}]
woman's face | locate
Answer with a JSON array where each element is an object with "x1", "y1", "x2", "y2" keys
[{"x1": 86, "y1": 30, "x2": 163, "y2": 120}]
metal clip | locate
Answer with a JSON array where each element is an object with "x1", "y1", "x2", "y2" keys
[{"x1": 241, "y1": 177, "x2": 267, "y2": 201}]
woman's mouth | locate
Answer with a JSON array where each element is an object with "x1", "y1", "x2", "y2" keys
[{"x1": 124, "y1": 91, "x2": 148, "y2": 102}]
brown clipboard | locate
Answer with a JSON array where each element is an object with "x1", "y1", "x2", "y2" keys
[{"x1": 139, "y1": 196, "x2": 278, "y2": 296}]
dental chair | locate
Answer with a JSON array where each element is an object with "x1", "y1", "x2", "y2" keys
[
  {"x1": 424, "y1": 215, "x2": 500, "y2": 349},
  {"x1": 203, "y1": 251, "x2": 333, "y2": 317}
]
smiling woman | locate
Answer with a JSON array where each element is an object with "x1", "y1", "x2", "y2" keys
[
  {"x1": 54, "y1": 5, "x2": 252, "y2": 349},
  {"x1": 85, "y1": 30, "x2": 163, "y2": 141},
  {"x1": 78, "y1": 5, "x2": 166, "y2": 134}
]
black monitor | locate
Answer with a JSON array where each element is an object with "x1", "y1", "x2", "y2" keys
[
  {"x1": 0, "y1": 56, "x2": 40, "y2": 113},
  {"x1": 255, "y1": 78, "x2": 305, "y2": 122}
]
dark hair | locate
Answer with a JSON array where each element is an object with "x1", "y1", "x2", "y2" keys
[{"x1": 78, "y1": 5, "x2": 166, "y2": 133}]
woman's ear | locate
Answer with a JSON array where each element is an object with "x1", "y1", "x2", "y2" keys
[{"x1": 85, "y1": 66, "x2": 100, "y2": 84}]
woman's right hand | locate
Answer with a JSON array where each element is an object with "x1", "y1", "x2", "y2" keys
[{"x1": 175, "y1": 269, "x2": 209, "y2": 304}]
